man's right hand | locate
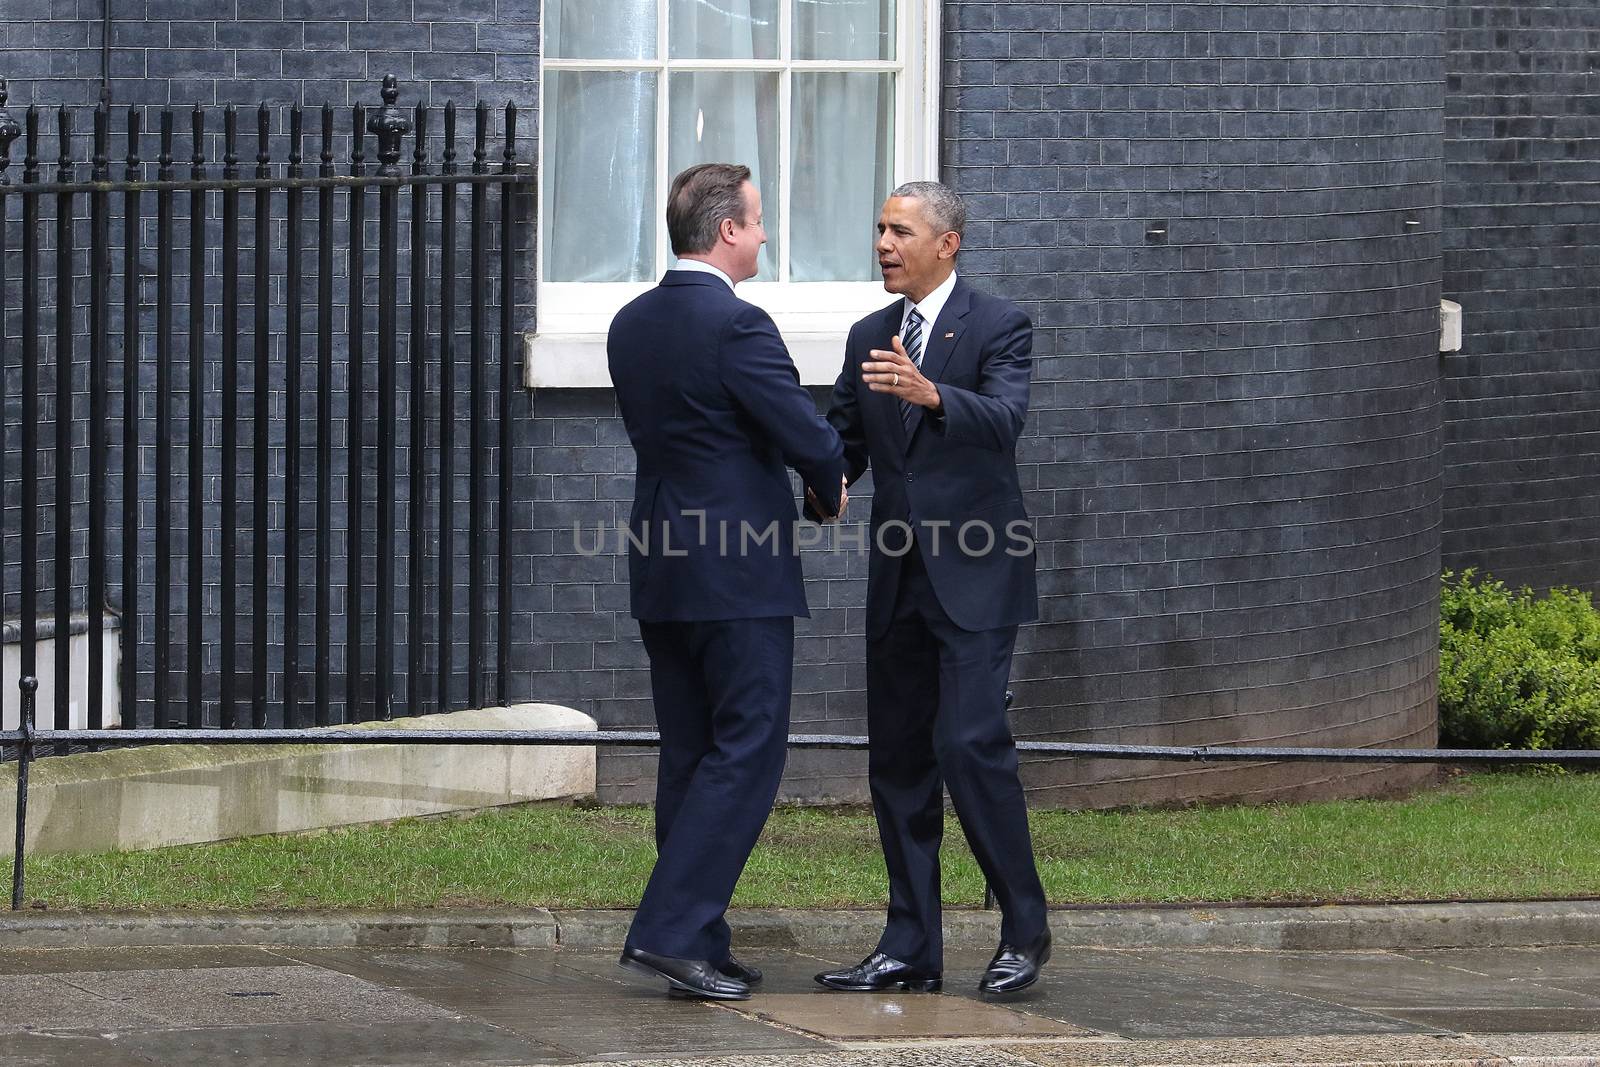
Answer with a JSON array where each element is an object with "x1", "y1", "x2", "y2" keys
[{"x1": 806, "y1": 475, "x2": 849, "y2": 523}]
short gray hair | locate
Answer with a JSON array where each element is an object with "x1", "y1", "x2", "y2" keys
[
  {"x1": 891, "y1": 180, "x2": 967, "y2": 239},
  {"x1": 667, "y1": 163, "x2": 752, "y2": 256}
]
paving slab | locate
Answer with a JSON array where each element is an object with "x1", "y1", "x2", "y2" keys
[
  {"x1": 57, "y1": 964, "x2": 460, "y2": 1027},
  {"x1": 547, "y1": 1052, "x2": 1038, "y2": 1067},
  {"x1": 0, "y1": 973, "x2": 165, "y2": 1031},
  {"x1": 940, "y1": 947, "x2": 1434, "y2": 1040},
  {"x1": 1004, "y1": 1034, "x2": 1503, "y2": 1066},
  {"x1": 418, "y1": 984, "x2": 832, "y2": 1061},
  {"x1": 102, "y1": 1020, "x2": 569, "y2": 1067},
  {"x1": 736, "y1": 991, "x2": 1088, "y2": 1040},
  {"x1": 1470, "y1": 1031, "x2": 1600, "y2": 1057},
  {"x1": 1407, "y1": 948, "x2": 1600, "y2": 1001},
  {"x1": 1381, "y1": 1008, "x2": 1600, "y2": 1035},
  {"x1": 1151, "y1": 950, "x2": 1600, "y2": 1012},
  {"x1": 271, "y1": 945, "x2": 611, "y2": 993},
  {"x1": 0, "y1": 1031, "x2": 156, "y2": 1067}
]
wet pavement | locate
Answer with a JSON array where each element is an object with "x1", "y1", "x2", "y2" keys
[{"x1": 0, "y1": 942, "x2": 1597, "y2": 1065}]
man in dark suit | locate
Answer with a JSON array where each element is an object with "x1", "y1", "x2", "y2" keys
[
  {"x1": 608, "y1": 163, "x2": 847, "y2": 1001},
  {"x1": 811, "y1": 181, "x2": 1050, "y2": 995}
]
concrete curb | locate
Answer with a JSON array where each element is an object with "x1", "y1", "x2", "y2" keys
[{"x1": 4, "y1": 900, "x2": 1600, "y2": 953}]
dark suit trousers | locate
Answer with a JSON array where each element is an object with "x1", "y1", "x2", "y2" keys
[
  {"x1": 867, "y1": 545, "x2": 1047, "y2": 972},
  {"x1": 627, "y1": 616, "x2": 793, "y2": 962}
]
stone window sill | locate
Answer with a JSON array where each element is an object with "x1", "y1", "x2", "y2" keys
[{"x1": 524, "y1": 333, "x2": 849, "y2": 389}]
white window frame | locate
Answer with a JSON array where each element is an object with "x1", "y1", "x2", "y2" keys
[{"x1": 528, "y1": 0, "x2": 941, "y2": 387}]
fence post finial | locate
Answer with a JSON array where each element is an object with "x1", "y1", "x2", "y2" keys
[
  {"x1": 368, "y1": 74, "x2": 412, "y2": 177},
  {"x1": 0, "y1": 80, "x2": 21, "y2": 174}
]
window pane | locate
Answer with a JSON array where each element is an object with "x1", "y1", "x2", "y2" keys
[
  {"x1": 668, "y1": 72, "x2": 781, "y2": 281},
  {"x1": 669, "y1": 0, "x2": 779, "y2": 59},
  {"x1": 790, "y1": 73, "x2": 893, "y2": 282},
  {"x1": 547, "y1": 0, "x2": 657, "y2": 60},
  {"x1": 544, "y1": 71, "x2": 659, "y2": 282},
  {"x1": 794, "y1": 0, "x2": 895, "y2": 61}
]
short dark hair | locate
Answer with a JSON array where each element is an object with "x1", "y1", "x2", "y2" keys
[
  {"x1": 667, "y1": 163, "x2": 752, "y2": 256},
  {"x1": 891, "y1": 180, "x2": 967, "y2": 239}
]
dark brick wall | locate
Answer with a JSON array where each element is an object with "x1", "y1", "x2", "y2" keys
[
  {"x1": 937, "y1": 0, "x2": 1446, "y2": 806},
  {"x1": 5, "y1": 1, "x2": 1454, "y2": 808},
  {"x1": 1440, "y1": 0, "x2": 1600, "y2": 595},
  {"x1": 0, "y1": 0, "x2": 536, "y2": 107}
]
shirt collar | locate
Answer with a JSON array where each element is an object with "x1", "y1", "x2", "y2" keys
[
  {"x1": 902, "y1": 270, "x2": 959, "y2": 332},
  {"x1": 673, "y1": 257, "x2": 736, "y2": 291}
]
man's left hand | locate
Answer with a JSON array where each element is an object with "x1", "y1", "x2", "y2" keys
[
  {"x1": 806, "y1": 474, "x2": 849, "y2": 523},
  {"x1": 863, "y1": 335, "x2": 942, "y2": 413}
]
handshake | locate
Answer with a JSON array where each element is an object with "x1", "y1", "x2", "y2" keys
[{"x1": 805, "y1": 475, "x2": 851, "y2": 524}]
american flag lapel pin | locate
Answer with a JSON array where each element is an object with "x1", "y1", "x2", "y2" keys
[{"x1": 943, "y1": 331, "x2": 955, "y2": 339}]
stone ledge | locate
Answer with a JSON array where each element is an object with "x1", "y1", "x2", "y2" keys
[{"x1": 1, "y1": 704, "x2": 597, "y2": 856}]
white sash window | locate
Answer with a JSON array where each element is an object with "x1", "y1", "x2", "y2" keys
[{"x1": 531, "y1": 0, "x2": 940, "y2": 385}]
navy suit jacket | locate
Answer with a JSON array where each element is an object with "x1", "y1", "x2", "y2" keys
[
  {"x1": 609, "y1": 270, "x2": 846, "y2": 623},
  {"x1": 826, "y1": 277, "x2": 1039, "y2": 637}
]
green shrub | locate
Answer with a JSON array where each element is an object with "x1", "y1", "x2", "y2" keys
[{"x1": 1439, "y1": 569, "x2": 1600, "y2": 750}]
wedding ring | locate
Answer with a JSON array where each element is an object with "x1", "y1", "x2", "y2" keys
[{"x1": 893, "y1": 372, "x2": 900, "y2": 387}]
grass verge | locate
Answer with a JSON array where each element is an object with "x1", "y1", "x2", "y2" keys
[{"x1": 17, "y1": 771, "x2": 1599, "y2": 911}]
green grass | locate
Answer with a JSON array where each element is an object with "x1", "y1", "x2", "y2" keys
[{"x1": 18, "y1": 771, "x2": 1600, "y2": 911}]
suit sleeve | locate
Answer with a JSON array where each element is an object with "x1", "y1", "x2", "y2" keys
[
  {"x1": 720, "y1": 303, "x2": 847, "y2": 515},
  {"x1": 927, "y1": 304, "x2": 1032, "y2": 452},
  {"x1": 826, "y1": 323, "x2": 871, "y2": 485}
]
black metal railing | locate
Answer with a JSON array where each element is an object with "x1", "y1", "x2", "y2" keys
[
  {"x1": 8, "y1": 673, "x2": 1600, "y2": 909},
  {"x1": 0, "y1": 75, "x2": 530, "y2": 734}
]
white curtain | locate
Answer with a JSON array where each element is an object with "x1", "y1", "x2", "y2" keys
[
  {"x1": 795, "y1": 0, "x2": 894, "y2": 60},
  {"x1": 670, "y1": 0, "x2": 778, "y2": 59},
  {"x1": 667, "y1": 0, "x2": 780, "y2": 279},
  {"x1": 668, "y1": 71, "x2": 781, "y2": 279},
  {"x1": 790, "y1": 72, "x2": 893, "y2": 281},
  {"x1": 545, "y1": 0, "x2": 656, "y2": 282},
  {"x1": 545, "y1": 69, "x2": 659, "y2": 282},
  {"x1": 791, "y1": 0, "x2": 895, "y2": 279},
  {"x1": 546, "y1": 0, "x2": 656, "y2": 59}
]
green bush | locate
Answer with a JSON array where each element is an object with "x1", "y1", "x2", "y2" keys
[{"x1": 1439, "y1": 569, "x2": 1600, "y2": 750}]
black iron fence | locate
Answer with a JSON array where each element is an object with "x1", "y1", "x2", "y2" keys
[{"x1": 0, "y1": 75, "x2": 530, "y2": 732}]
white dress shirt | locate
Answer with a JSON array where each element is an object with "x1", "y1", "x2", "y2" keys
[
  {"x1": 897, "y1": 271, "x2": 958, "y2": 419},
  {"x1": 673, "y1": 257, "x2": 736, "y2": 291},
  {"x1": 900, "y1": 270, "x2": 959, "y2": 341}
]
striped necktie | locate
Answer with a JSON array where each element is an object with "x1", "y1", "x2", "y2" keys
[{"x1": 899, "y1": 308, "x2": 925, "y2": 434}]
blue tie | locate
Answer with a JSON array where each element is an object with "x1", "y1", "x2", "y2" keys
[{"x1": 899, "y1": 308, "x2": 925, "y2": 435}]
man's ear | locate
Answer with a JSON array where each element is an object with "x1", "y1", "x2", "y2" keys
[
  {"x1": 719, "y1": 217, "x2": 739, "y2": 246},
  {"x1": 938, "y1": 231, "x2": 962, "y2": 261}
]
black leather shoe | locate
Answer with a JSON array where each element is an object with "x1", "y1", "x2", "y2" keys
[
  {"x1": 978, "y1": 930, "x2": 1051, "y2": 994},
  {"x1": 620, "y1": 946, "x2": 752, "y2": 1000},
  {"x1": 717, "y1": 954, "x2": 762, "y2": 985},
  {"x1": 814, "y1": 952, "x2": 942, "y2": 993}
]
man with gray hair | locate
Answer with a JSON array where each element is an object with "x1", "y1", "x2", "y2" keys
[
  {"x1": 609, "y1": 162, "x2": 847, "y2": 1000},
  {"x1": 811, "y1": 180, "x2": 1051, "y2": 996}
]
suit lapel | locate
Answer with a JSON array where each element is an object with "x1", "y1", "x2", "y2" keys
[
  {"x1": 870, "y1": 301, "x2": 912, "y2": 452},
  {"x1": 902, "y1": 280, "x2": 972, "y2": 447},
  {"x1": 916, "y1": 281, "x2": 971, "y2": 385}
]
